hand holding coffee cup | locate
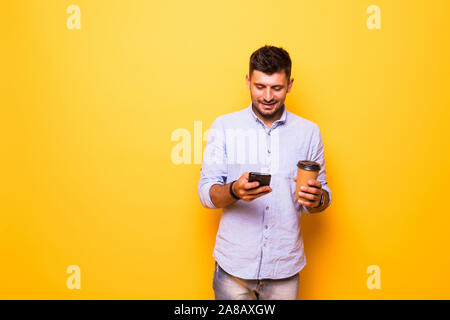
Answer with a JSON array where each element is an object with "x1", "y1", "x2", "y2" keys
[
  {"x1": 293, "y1": 160, "x2": 323, "y2": 208},
  {"x1": 232, "y1": 172, "x2": 272, "y2": 202}
]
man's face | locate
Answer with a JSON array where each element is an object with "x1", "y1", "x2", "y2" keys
[{"x1": 246, "y1": 70, "x2": 294, "y2": 119}]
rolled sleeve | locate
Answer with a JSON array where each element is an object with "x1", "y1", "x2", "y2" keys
[
  {"x1": 198, "y1": 118, "x2": 228, "y2": 209},
  {"x1": 303, "y1": 125, "x2": 332, "y2": 213}
]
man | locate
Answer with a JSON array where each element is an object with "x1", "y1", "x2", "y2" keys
[{"x1": 198, "y1": 45, "x2": 332, "y2": 300}]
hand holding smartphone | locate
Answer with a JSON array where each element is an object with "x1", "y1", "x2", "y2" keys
[{"x1": 248, "y1": 172, "x2": 271, "y2": 188}]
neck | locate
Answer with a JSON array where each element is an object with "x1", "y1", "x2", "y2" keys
[{"x1": 252, "y1": 104, "x2": 284, "y2": 128}]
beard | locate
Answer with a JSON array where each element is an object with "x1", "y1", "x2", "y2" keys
[{"x1": 254, "y1": 100, "x2": 283, "y2": 118}]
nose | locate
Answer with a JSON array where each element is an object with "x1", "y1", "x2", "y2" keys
[{"x1": 264, "y1": 88, "x2": 273, "y2": 102}]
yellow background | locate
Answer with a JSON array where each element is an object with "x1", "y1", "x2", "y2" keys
[{"x1": 1, "y1": 0, "x2": 449, "y2": 299}]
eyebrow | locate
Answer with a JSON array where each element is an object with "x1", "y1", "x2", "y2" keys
[{"x1": 253, "y1": 83, "x2": 284, "y2": 88}]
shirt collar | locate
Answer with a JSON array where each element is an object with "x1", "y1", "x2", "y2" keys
[{"x1": 247, "y1": 102, "x2": 287, "y2": 125}]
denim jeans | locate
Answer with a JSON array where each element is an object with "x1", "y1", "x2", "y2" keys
[{"x1": 212, "y1": 261, "x2": 299, "y2": 300}]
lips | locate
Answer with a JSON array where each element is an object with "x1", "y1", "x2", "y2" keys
[{"x1": 261, "y1": 103, "x2": 276, "y2": 110}]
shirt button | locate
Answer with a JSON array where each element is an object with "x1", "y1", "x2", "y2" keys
[
  {"x1": 264, "y1": 225, "x2": 268, "y2": 229},
  {"x1": 267, "y1": 149, "x2": 271, "y2": 153},
  {"x1": 264, "y1": 243, "x2": 267, "y2": 247},
  {"x1": 266, "y1": 206, "x2": 269, "y2": 210}
]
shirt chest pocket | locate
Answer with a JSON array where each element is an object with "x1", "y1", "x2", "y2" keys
[{"x1": 270, "y1": 170, "x2": 301, "y2": 214}]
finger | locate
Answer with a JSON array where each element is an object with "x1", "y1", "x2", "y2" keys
[
  {"x1": 293, "y1": 176, "x2": 297, "y2": 182},
  {"x1": 244, "y1": 181, "x2": 260, "y2": 190},
  {"x1": 297, "y1": 199, "x2": 318, "y2": 207},
  {"x1": 253, "y1": 190, "x2": 271, "y2": 199},
  {"x1": 242, "y1": 190, "x2": 271, "y2": 201},
  {"x1": 307, "y1": 179, "x2": 322, "y2": 189},
  {"x1": 246, "y1": 186, "x2": 271, "y2": 196},
  {"x1": 300, "y1": 185, "x2": 321, "y2": 195},
  {"x1": 297, "y1": 191, "x2": 320, "y2": 201},
  {"x1": 245, "y1": 186, "x2": 270, "y2": 196}
]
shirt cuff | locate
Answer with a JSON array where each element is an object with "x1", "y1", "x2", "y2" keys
[{"x1": 199, "y1": 181, "x2": 221, "y2": 209}]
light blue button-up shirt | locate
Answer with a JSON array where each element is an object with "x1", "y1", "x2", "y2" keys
[{"x1": 198, "y1": 102, "x2": 332, "y2": 280}]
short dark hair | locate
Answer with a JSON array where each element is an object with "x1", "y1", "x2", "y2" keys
[{"x1": 249, "y1": 45, "x2": 292, "y2": 80}]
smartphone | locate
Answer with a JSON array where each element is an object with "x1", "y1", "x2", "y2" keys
[{"x1": 248, "y1": 172, "x2": 272, "y2": 187}]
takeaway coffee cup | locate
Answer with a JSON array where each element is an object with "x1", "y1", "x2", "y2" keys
[{"x1": 296, "y1": 160, "x2": 321, "y2": 201}]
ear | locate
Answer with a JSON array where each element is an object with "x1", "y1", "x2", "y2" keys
[
  {"x1": 246, "y1": 74, "x2": 250, "y2": 90},
  {"x1": 287, "y1": 77, "x2": 294, "y2": 93}
]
